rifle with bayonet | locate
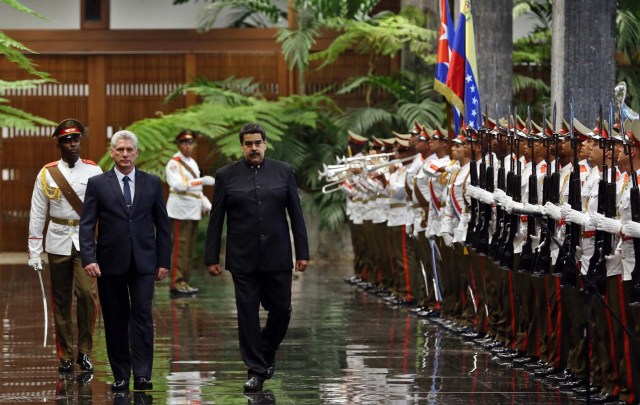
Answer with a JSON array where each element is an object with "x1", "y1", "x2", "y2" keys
[
  {"x1": 585, "y1": 105, "x2": 609, "y2": 296},
  {"x1": 475, "y1": 111, "x2": 492, "y2": 255},
  {"x1": 519, "y1": 107, "x2": 538, "y2": 273},
  {"x1": 533, "y1": 105, "x2": 558, "y2": 276},
  {"x1": 490, "y1": 106, "x2": 506, "y2": 259},
  {"x1": 558, "y1": 101, "x2": 581, "y2": 287},
  {"x1": 465, "y1": 116, "x2": 480, "y2": 247},
  {"x1": 500, "y1": 108, "x2": 522, "y2": 271},
  {"x1": 495, "y1": 106, "x2": 515, "y2": 265}
]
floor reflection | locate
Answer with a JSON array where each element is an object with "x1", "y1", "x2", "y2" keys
[{"x1": 0, "y1": 261, "x2": 583, "y2": 404}]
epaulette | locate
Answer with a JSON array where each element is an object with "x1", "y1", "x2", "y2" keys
[
  {"x1": 540, "y1": 163, "x2": 547, "y2": 174},
  {"x1": 82, "y1": 159, "x2": 97, "y2": 166},
  {"x1": 172, "y1": 157, "x2": 181, "y2": 162},
  {"x1": 44, "y1": 161, "x2": 58, "y2": 168},
  {"x1": 580, "y1": 165, "x2": 588, "y2": 173}
]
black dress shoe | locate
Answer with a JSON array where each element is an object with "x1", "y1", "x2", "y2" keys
[
  {"x1": 265, "y1": 364, "x2": 275, "y2": 379},
  {"x1": 243, "y1": 376, "x2": 265, "y2": 392},
  {"x1": 133, "y1": 376, "x2": 153, "y2": 391},
  {"x1": 573, "y1": 385, "x2": 601, "y2": 396},
  {"x1": 77, "y1": 353, "x2": 94, "y2": 372},
  {"x1": 558, "y1": 378, "x2": 584, "y2": 390},
  {"x1": 545, "y1": 369, "x2": 575, "y2": 383},
  {"x1": 532, "y1": 366, "x2": 560, "y2": 377},
  {"x1": 58, "y1": 360, "x2": 74, "y2": 373},
  {"x1": 112, "y1": 379, "x2": 130, "y2": 392}
]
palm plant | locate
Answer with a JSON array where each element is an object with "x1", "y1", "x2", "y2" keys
[{"x1": 0, "y1": 0, "x2": 55, "y2": 129}]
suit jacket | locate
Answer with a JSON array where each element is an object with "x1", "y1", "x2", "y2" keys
[
  {"x1": 205, "y1": 158, "x2": 309, "y2": 273},
  {"x1": 80, "y1": 168, "x2": 171, "y2": 275}
]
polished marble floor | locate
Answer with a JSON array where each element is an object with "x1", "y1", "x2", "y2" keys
[{"x1": 0, "y1": 259, "x2": 586, "y2": 404}]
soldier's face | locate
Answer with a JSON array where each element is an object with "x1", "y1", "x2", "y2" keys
[
  {"x1": 588, "y1": 141, "x2": 604, "y2": 166},
  {"x1": 241, "y1": 132, "x2": 266, "y2": 165},
  {"x1": 58, "y1": 135, "x2": 81, "y2": 163},
  {"x1": 178, "y1": 140, "x2": 194, "y2": 158}
]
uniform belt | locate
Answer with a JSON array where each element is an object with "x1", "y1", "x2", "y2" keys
[
  {"x1": 50, "y1": 217, "x2": 80, "y2": 226},
  {"x1": 582, "y1": 230, "x2": 596, "y2": 238},
  {"x1": 558, "y1": 219, "x2": 566, "y2": 226},
  {"x1": 170, "y1": 190, "x2": 201, "y2": 199},
  {"x1": 412, "y1": 203, "x2": 421, "y2": 209},
  {"x1": 390, "y1": 202, "x2": 406, "y2": 208},
  {"x1": 520, "y1": 215, "x2": 528, "y2": 223},
  {"x1": 622, "y1": 233, "x2": 634, "y2": 241}
]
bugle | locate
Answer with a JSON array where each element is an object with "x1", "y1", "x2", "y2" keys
[
  {"x1": 336, "y1": 152, "x2": 394, "y2": 164},
  {"x1": 365, "y1": 155, "x2": 415, "y2": 173}
]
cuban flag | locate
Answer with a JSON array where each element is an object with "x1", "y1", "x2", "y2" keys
[
  {"x1": 445, "y1": 0, "x2": 482, "y2": 130},
  {"x1": 434, "y1": 0, "x2": 454, "y2": 97}
]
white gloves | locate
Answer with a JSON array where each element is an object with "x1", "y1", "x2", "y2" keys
[
  {"x1": 446, "y1": 162, "x2": 461, "y2": 174},
  {"x1": 494, "y1": 189, "x2": 512, "y2": 206},
  {"x1": 543, "y1": 202, "x2": 562, "y2": 220},
  {"x1": 467, "y1": 185, "x2": 479, "y2": 199},
  {"x1": 561, "y1": 203, "x2": 591, "y2": 226},
  {"x1": 189, "y1": 175, "x2": 215, "y2": 187},
  {"x1": 622, "y1": 221, "x2": 640, "y2": 238},
  {"x1": 595, "y1": 217, "x2": 622, "y2": 234},
  {"x1": 604, "y1": 254, "x2": 622, "y2": 270},
  {"x1": 442, "y1": 233, "x2": 454, "y2": 246},
  {"x1": 505, "y1": 200, "x2": 524, "y2": 214},
  {"x1": 523, "y1": 202, "x2": 543, "y2": 214},
  {"x1": 28, "y1": 258, "x2": 43, "y2": 272},
  {"x1": 477, "y1": 189, "x2": 495, "y2": 205}
]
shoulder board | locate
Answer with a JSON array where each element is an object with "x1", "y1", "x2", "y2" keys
[
  {"x1": 580, "y1": 165, "x2": 588, "y2": 172},
  {"x1": 172, "y1": 157, "x2": 181, "y2": 162},
  {"x1": 44, "y1": 161, "x2": 58, "y2": 168},
  {"x1": 540, "y1": 164, "x2": 547, "y2": 174},
  {"x1": 82, "y1": 159, "x2": 97, "y2": 166}
]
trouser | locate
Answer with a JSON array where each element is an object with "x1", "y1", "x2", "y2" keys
[
  {"x1": 468, "y1": 250, "x2": 489, "y2": 333},
  {"x1": 485, "y1": 255, "x2": 506, "y2": 340},
  {"x1": 417, "y1": 232, "x2": 437, "y2": 310},
  {"x1": 348, "y1": 221, "x2": 366, "y2": 277},
  {"x1": 170, "y1": 218, "x2": 199, "y2": 289},
  {"x1": 231, "y1": 270, "x2": 292, "y2": 378},
  {"x1": 98, "y1": 264, "x2": 156, "y2": 381},
  {"x1": 389, "y1": 225, "x2": 418, "y2": 302},
  {"x1": 372, "y1": 222, "x2": 392, "y2": 288},
  {"x1": 527, "y1": 274, "x2": 547, "y2": 358},
  {"x1": 543, "y1": 273, "x2": 565, "y2": 369},
  {"x1": 48, "y1": 246, "x2": 98, "y2": 361},
  {"x1": 454, "y1": 244, "x2": 474, "y2": 326},
  {"x1": 361, "y1": 220, "x2": 376, "y2": 282},
  {"x1": 564, "y1": 278, "x2": 588, "y2": 379},
  {"x1": 438, "y1": 237, "x2": 456, "y2": 317}
]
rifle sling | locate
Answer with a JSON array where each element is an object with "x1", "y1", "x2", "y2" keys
[{"x1": 46, "y1": 166, "x2": 84, "y2": 217}]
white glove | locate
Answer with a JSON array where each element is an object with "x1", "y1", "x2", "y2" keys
[
  {"x1": 523, "y1": 202, "x2": 543, "y2": 214},
  {"x1": 560, "y1": 203, "x2": 572, "y2": 218},
  {"x1": 189, "y1": 175, "x2": 215, "y2": 187},
  {"x1": 575, "y1": 245, "x2": 583, "y2": 261},
  {"x1": 454, "y1": 227, "x2": 466, "y2": 243},
  {"x1": 201, "y1": 196, "x2": 212, "y2": 215},
  {"x1": 589, "y1": 211, "x2": 605, "y2": 226},
  {"x1": 28, "y1": 258, "x2": 43, "y2": 272},
  {"x1": 622, "y1": 221, "x2": 640, "y2": 238},
  {"x1": 596, "y1": 217, "x2": 622, "y2": 234},
  {"x1": 543, "y1": 202, "x2": 562, "y2": 220},
  {"x1": 467, "y1": 185, "x2": 479, "y2": 199},
  {"x1": 477, "y1": 189, "x2": 495, "y2": 205},
  {"x1": 604, "y1": 254, "x2": 622, "y2": 270},
  {"x1": 442, "y1": 233, "x2": 454, "y2": 246},
  {"x1": 494, "y1": 189, "x2": 506, "y2": 202},
  {"x1": 445, "y1": 162, "x2": 461, "y2": 174},
  {"x1": 529, "y1": 234, "x2": 541, "y2": 249},
  {"x1": 406, "y1": 224, "x2": 413, "y2": 236},
  {"x1": 565, "y1": 208, "x2": 590, "y2": 226},
  {"x1": 505, "y1": 200, "x2": 524, "y2": 213}
]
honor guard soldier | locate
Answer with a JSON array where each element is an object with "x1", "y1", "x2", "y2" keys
[
  {"x1": 28, "y1": 118, "x2": 103, "y2": 374},
  {"x1": 165, "y1": 130, "x2": 214, "y2": 296}
]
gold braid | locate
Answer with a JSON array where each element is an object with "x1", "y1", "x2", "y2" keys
[{"x1": 40, "y1": 169, "x2": 60, "y2": 201}]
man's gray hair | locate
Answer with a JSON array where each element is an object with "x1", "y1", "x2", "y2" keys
[{"x1": 111, "y1": 130, "x2": 139, "y2": 149}]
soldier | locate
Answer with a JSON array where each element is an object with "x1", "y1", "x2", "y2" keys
[
  {"x1": 28, "y1": 119, "x2": 102, "y2": 374},
  {"x1": 165, "y1": 130, "x2": 214, "y2": 296}
]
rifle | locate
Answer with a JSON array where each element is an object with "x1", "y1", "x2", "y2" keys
[
  {"x1": 475, "y1": 110, "x2": 492, "y2": 255},
  {"x1": 558, "y1": 100, "x2": 581, "y2": 287},
  {"x1": 533, "y1": 105, "x2": 558, "y2": 276},
  {"x1": 500, "y1": 107, "x2": 522, "y2": 271},
  {"x1": 489, "y1": 105, "x2": 505, "y2": 259},
  {"x1": 465, "y1": 113, "x2": 480, "y2": 247},
  {"x1": 518, "y1": 107, "x2": 538, "y2": 273},
  {"x1": 585, "y1": 105, "x2": 609, "y2": 296},
  {"x1": 622, "y1": 113, "x2": 640, "y2": 306},
  {"x1": 495, "y1": 105, "x2": 515, "y2": 265}
]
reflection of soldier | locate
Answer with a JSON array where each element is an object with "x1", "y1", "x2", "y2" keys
[
  {"x1": 165, "y1": 130, "x2": 214, "y2": 296},
  {"x1": 28, "y1": 119, "x2": 101, "y2": 374},
  {"x1": 55, "y1": 371, "x2": 93, "y2": 405}
]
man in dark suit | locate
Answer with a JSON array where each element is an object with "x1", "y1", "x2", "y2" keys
[
  {"x1": 79, "y1": 130, "x2": 171, "y2": 392},
  {"x1": 205, "y1": 122, "x2": 310, "y2": 392}
]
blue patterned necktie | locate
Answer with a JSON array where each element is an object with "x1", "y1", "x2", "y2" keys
[{"x1": 123, "y1": 176, "x2": 132, "y2": 206}]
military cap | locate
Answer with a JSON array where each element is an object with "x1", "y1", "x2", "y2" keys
[
  {"x1": 348, "y1": 130, "x2": 368, "y2": 145},
  {"x1": 629, "y1": 119, "x2": 640, "y2": 149},
  {"x1": 396, "y1": 138, "x2": 410, "y2": 148},
  {"x1": 176, "y1": 129, "x2": 196, "y2": 143},
  {"x1": 52, "y1": 119, "x2": 84, "y2": 141},
  {"x1": 393, "y1": 131, "x2": 412, "y2": 141}
]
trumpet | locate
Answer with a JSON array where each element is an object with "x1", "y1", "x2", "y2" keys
[
  {"x1": 336, "y1": 152, "x2": 394, "y2": 164},
  {"x1": 322, "y1": 176, "x2": 353, "y2": 194},
  {"x1": 365, "y1": 155, "x2": 415, "y2": 173},
  {"x1": 318, "y1": 161, "x2": 365, "y2": 179}
]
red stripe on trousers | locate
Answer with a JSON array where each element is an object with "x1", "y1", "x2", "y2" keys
[
  {"x1": 171, "y1": 220, "x2": 181, "y2": 289},
  {"x1": 400, "y1": 226, "x2": 412, "y2": 301}
]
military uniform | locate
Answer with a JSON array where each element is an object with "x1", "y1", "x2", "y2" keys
[{"x1": 28, "y1": 119, "x2": 102, "y2": 373}]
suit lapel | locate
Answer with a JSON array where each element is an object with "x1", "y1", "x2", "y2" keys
[{"x1": 108, "y1": 168, "x2": 130, "y2": 214}]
